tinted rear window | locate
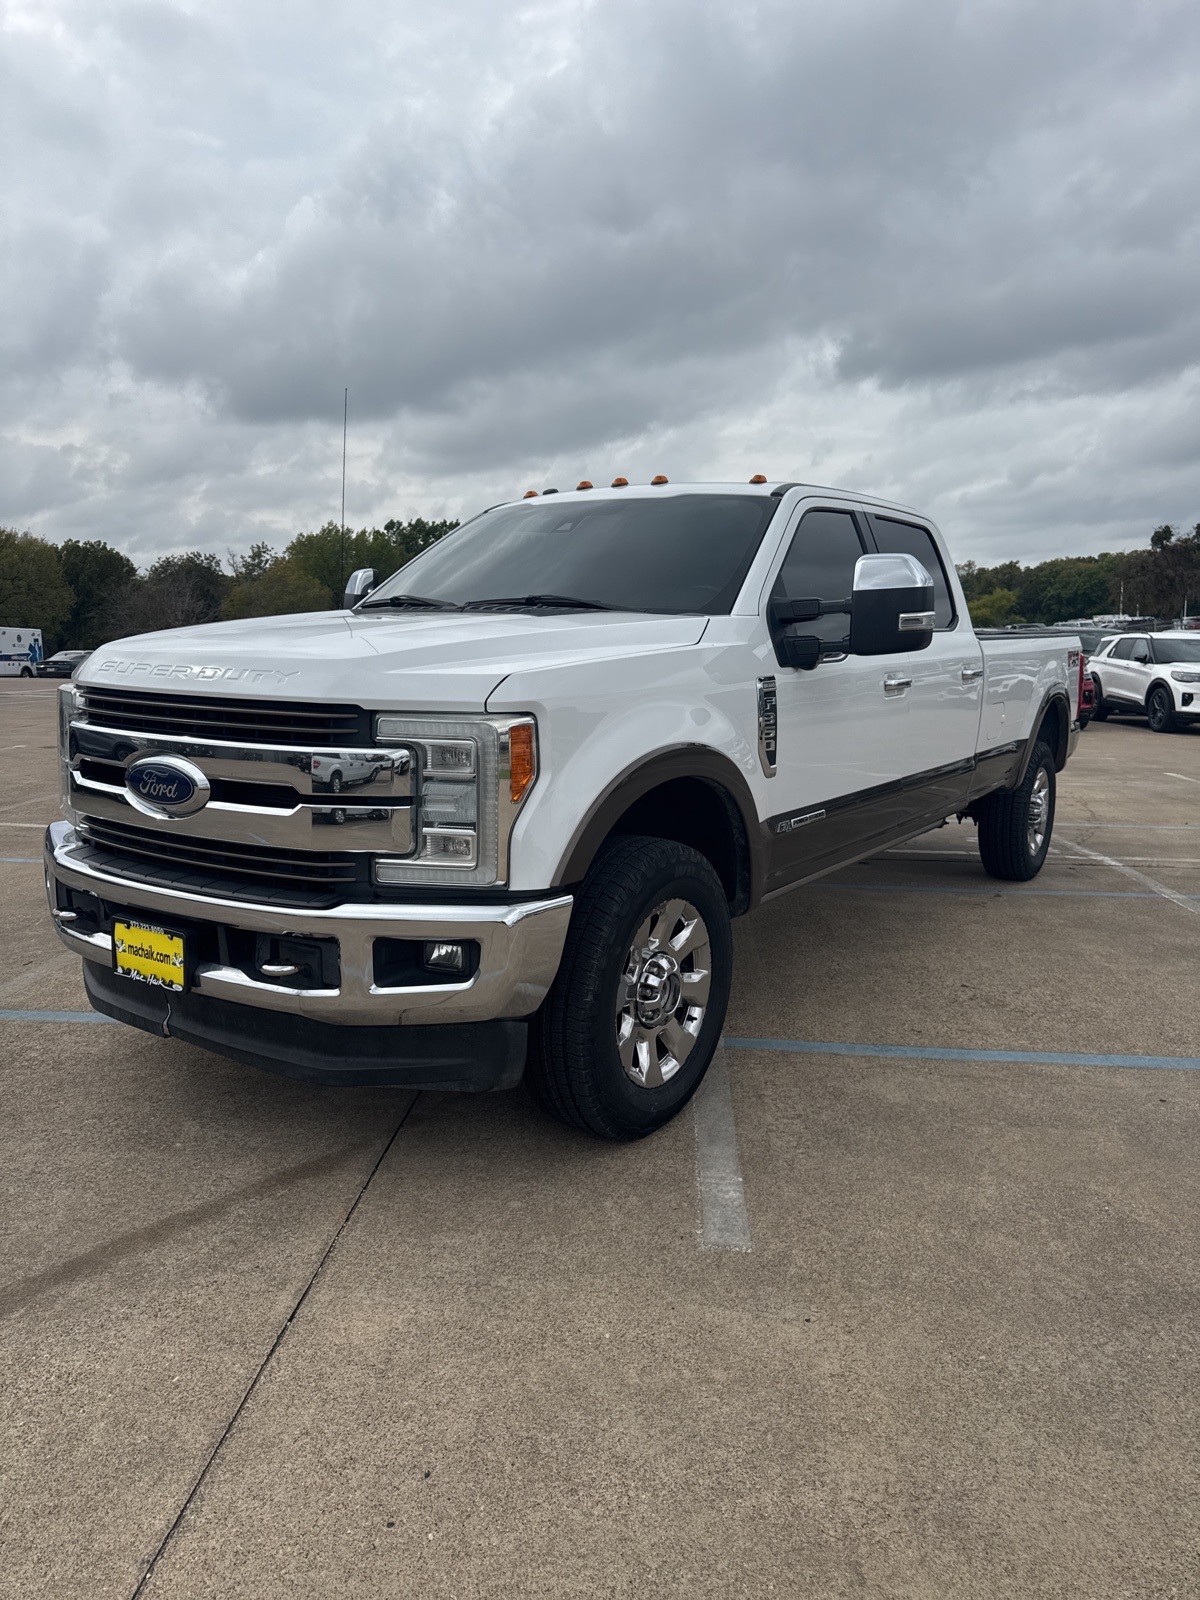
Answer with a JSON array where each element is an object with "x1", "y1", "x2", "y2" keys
[{"x1": 869, "y1": 516, "x2": 955, "y2": 627}]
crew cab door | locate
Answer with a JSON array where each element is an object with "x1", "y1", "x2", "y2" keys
[
  {"x1": 763, "y1": 505, "x2": 981, "y2": 893},
  {"x1": 862, "y1": 509, "x2": 984, "y2": 811}
]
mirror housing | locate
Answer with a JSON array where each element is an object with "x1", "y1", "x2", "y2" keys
[
  {"x1": 343, "y1": 568, "x2": 376, "y2": 610},
  {"x1": 849, "y1": 553, "x2": 935, "y2": 656}
]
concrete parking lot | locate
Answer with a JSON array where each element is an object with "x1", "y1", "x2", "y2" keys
[{"x1": 2, "y1": 680, "x2": 1198, "y2": 1599}]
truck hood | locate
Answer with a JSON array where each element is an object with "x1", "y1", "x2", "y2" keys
[{"x1": 80, "y1": 609, "x2": 710, "y2": 713}]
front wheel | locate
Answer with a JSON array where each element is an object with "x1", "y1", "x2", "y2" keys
[
  {"x1": 529, "y1": 835, "x2": 733, "y2": 1140},
  {"x1": 1147, "y1": 686, "x2": 1177, "y2": 734},
  {"x1": 976, "y1": 739, "x2": 1056, "y2": 881}
]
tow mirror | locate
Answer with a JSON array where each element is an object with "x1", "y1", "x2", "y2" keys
[
  {"x1": 343, "y1": 568, "x2": 376, "y2": 610},
  {"x1": 767, "y1": 598, "x2": 826, "y2": 670},
  {"x1": 849, "y1": 553, "x2": 935, "y2": 656}
]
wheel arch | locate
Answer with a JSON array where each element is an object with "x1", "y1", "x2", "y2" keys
[
  {"x1": 1146, "y1": 678, "x2": 1175, "y2": 708},
  {"x1": 551, "y1": 746, "x2": 764, "y2": 915},
  {"x1": 1014, "y1": 688, "x2": 1071, "y2": 785}
]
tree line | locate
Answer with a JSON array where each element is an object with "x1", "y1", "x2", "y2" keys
[
  {"x1": 959, "y1": 523, "x2": 1200, "y2": 627},
  {"x1": 2, "y1": 513, "x2": 1197, "y2": 648},
  {"x1": 0, "y1": 518, "x2": 457, "y2": 652}
]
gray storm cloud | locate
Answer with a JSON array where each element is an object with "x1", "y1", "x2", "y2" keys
[{"x1": 2, "y1": 0, "x2": 1199, "y2": 563}]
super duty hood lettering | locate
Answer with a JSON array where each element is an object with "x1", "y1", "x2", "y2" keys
[{"x1": 95, "y1": 660, "x2": 301, "y2": 685}]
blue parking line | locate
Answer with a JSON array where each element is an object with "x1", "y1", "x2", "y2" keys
[
  {"x1": 0, "y1": 1009, "x2": 115, "y2": 1023},
  {"x1": 724, "y1": 1037, "x2": 1200, "y2": 1071},
  {"x1": 4, "y1": 1012, "x2": 1196, "y2": 1071},
  {"x1": 811, "y1": 882, "x2": 1191, "y2": 899}
]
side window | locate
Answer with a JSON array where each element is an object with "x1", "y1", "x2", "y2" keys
[
  {"x1": 869, "y1": 516, "x2": 955, "y2": 627},
  {"x1": 1130, "y1": 638, "x2": 1151, "y2": 664},
  {"x1": 771, "y1": 509, "x2": 865, "y2": 645},
  {"x1": 1110, "y1": 638, "x2": 1135, "y2": 659}
]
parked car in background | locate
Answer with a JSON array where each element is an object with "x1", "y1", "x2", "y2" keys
[
  {"x1": 38, "y1": 650, "x2": 91, "y2": 679},
  {"x1": 1090, "y1": 632, "x2": 1200, "y2": 732},
  {"x1": 1078, "y1": 668, "x2": 1096, "y2": 727},
  {"x1": 0, "y1": 626, "x2": 43, "y2": 677}
]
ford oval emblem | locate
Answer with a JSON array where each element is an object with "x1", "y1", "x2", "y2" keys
[{"x1": 125, "y1": 755, "x2": 211, "y2": 818}]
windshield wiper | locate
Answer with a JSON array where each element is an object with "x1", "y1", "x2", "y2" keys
[
  {"x1": 358, "y1": 593, "x2": 461, "y2": 611},
  {"x1": 461, "y1": 593, "x2": 619, "y2": 612}
]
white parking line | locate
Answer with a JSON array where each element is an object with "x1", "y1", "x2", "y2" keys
[
  {"x1": 1055, "y1": 837, "x2": 1200, "y2": 918},
  {"x1": 1164, "y1": 772, "x2": 1200, "y2": 786},
  {"x1": 693, "y1": 1047, "x2": 752, "y2": 1252}
]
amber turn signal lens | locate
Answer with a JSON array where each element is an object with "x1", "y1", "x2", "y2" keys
[
  {"x1": 523, "y1": 489, "x2": 539, "y2": 498},
  {"x1": 611, "y1": 476, "x2": 629, "y2": 487},
  {"x1": 749, "y1": 473, "x2": 767, "y2": 484},
  {"x1": 576, "y1": 479, "x2": 594, "y2": 490},
  {"x1": 509, "y1": 724, "x2": 536, "y2": 805},
  {"x1": 650, "y1": 474, "x2": 669, "y2": 485}
]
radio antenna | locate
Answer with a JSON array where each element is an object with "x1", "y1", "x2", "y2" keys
[{"x1": 339, "y1": 387, "x2": 348, "y2": 592}]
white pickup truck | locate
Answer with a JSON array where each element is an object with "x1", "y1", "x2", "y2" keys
[{"x1": 46, "y1": 480, "x2": 1081, "y2": 1138}]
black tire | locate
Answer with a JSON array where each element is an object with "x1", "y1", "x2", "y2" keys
[
  {"x1": 1146, "y1": 685, "x2": 1177, "y2": 734},
  {"x1": 19, "y1": 667, "x2": 32, "y2": 678},
  {"x1": 976, "y1": 739, "x2": 1056, "y2": 881},
  {"x1": 1090, "y1": 678, "x2": 1109, "y2": 720},
  {"x1": 329, "y1": 771, "x2": 343, "y2": 793},
  {"x1": 529, "y1": 835, "x2": 733, "y2": 1141}
]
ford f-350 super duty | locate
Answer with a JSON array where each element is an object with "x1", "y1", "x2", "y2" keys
[{"x1": 46, "y1": 481, "x2": 1081, "y2": 1139}]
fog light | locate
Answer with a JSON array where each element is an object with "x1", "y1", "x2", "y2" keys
[{"x1": 424, "y1": 941, "x2": 466, "y2": 972}]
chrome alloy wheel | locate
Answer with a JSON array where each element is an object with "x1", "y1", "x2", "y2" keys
[
  {"x1": 1027, "y1": 765, "x2": 1051, "y2": 856},
  {"x1": 615, "y1": 898, "x2": 712, "y2": 1088}
]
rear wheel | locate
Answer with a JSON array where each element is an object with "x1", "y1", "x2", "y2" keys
[
  {"x1": 976, "y1": 740, "x2": 1056, "y2": 881},
  {"x1": 19, "y1": 667, "x2": 32, "y2": 678},
  {"x1": 1090, "y1": 678, "x2": 1109, "y2": 720},
  {"x1": 529, "y1": 835, "x2": 732, "y2": 1140},
  {"x1": 1147, "y1": 686, "x2": 1177, "y2": 734}
]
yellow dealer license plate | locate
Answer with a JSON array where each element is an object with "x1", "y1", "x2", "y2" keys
[{"x1": 112, "y1": 920, "x2": 188, "y2": 992}]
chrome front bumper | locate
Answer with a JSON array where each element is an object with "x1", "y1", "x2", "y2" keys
[{"x1": 44, "y1": 820, "x2": 572, "y2": 1027}]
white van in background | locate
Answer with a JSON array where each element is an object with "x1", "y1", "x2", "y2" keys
[{"x1": 0, "y1": 628, "x2": 44, "y2": 677}]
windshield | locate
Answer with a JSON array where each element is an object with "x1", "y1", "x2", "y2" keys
[
  {"x1": 1154, "y1": 639, "x2": 1200, "y2": 663},
  {"x1": 361, "y1": 494, "x2": 778, "y2": 614}
]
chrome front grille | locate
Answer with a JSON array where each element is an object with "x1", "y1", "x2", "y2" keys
[
  {"x1": 77, "y1": 687, "x2": 371, "y2": 748},
  {"x1": 76, "y1": 815, "x2": 365, "y2": 908}
]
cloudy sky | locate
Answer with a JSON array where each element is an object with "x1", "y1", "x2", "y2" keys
[{"x1": 3, "y1": 0, "x2": 1199, "y2": 568}]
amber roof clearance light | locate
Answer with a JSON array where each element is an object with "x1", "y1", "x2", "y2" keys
[
  {"x1": 576, "y1": 480, "x2": 594, "y2": 490},
  {"x1": 749, "y1": 474, "x2": 768, "y2": 484},
  {"x1": 522, "y1": 489, "x2": 539, "y2": 498},
  {"x1": 650, "y1": 474, "x2": 669, "y2": 485},
  {"x1": 611, "y1": 476, "x2": 629, "y2": 488}
]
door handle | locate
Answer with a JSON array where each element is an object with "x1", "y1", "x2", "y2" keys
[
  {"x1": 961, "y1": 665, "x2": 984, "y2": 681},
  {"x1": 883, "y1": 674, "x2": 912, "y2": 693}
]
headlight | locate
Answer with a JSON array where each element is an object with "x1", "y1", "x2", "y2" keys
[
  {"x1": 1170, "y1": 670, "x2": 1200, "y2": 683},
  {"x1": 371, "y1": 714, "x2": 537, "y2": 887}
]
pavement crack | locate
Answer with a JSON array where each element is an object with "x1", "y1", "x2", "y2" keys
[{"x1": 128, "y1": 1096, "x2": 417, "y2": 1598}]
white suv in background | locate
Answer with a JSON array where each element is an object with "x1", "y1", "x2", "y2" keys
[{"x1": 1090, "y1": 632, "x2": 1200, "y2": 733}]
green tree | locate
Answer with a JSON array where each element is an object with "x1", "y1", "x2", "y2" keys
[
  {"x1": 112, "y1": 551, "x2": 228, "y2": 636},
  {"x1": 228, "y1": 541, "x2": 277, "y2": 583},
  {"x1": 0, "y1": 529, "x2": 73, "y2": 648},
  {"x1": 286, "y1": 518, "x2": 458, "y2": 607},
  {"x1": 223, "y1": 556, "x2": 331, "y2": 619},
  {"x1": 968, "y1": 588, "x2": 1022, "y2": 628},
  {"x1": 58, "y1": 539, "x2": 138, "y2": 649}
]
